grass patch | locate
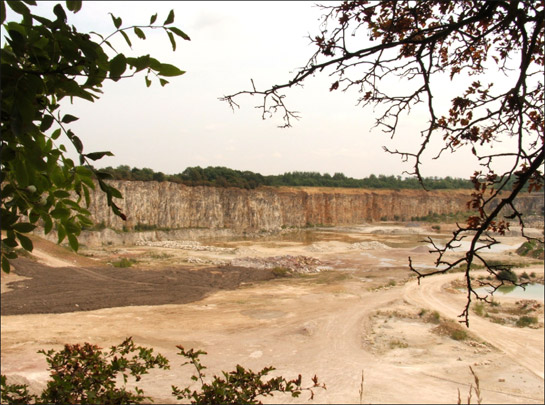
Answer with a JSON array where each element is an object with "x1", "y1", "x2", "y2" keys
[
  {"x1": 147, "y1": 252, "x2": 174, "y2": 260},
  {"x1": 388, "y1": 339, "x2": 408, "y2": 349},
  {"x1": 516, "y1": 316, "x2": 538, "y2": 328},
  {"x1": 472, "y1": 299, "x2": 543, "y2": 328},
  {"x1": 431, "y1": 319, "x2": 469, "y2": 341},
  {"x1": 111, "y1": 258, "x2": 137, "y2": 268},
  {"x1": 271, "y1": 267, "x2": 292, "y2": 278},
  {"x1": 516, "y1": 240, "x2": 545, "y2": 259}
]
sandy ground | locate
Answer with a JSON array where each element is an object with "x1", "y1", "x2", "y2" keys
[{"x1": 1, "y1": 224, "x2": 544, "y2": 404}]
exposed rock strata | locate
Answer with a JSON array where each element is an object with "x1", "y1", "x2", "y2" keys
[{"x1": 86, "y1": 181, "x2": 543, "y2": 233}]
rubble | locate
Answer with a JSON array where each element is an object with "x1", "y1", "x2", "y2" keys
[
  {"x1": 135, "y1": 240, "x2": 236, "y2": 253},
  {"x1": 186, "y1": 257, "x2": 227, "y2": 266},
  {"x1": 230, "y1": 255, "x2": 329, "y2": 274},
  {"x1": 349, "y1": 241, "x2": 391, "y2": 250}
]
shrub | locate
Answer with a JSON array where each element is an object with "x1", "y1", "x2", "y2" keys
[
  {"x1": 428, "y1": 311, "x2": 441, "y2": 324},
  {"x1": 171, "y1": 346, "x2": 325, "y2": 404},
  {"x1": 1, "y1": 338, "x2": 169, "y2": 405},
  {"x1": 112, "y1": 258, "x2": 136, "y2": 268},
  {"x1": 0, "y1": 375, "x2": 38, "y2": 404},
  {"x1": 272, "y1": 267, "x2": 292, "y2": 278},
  {"x1": 1, "y1": 339, "x2": 325, "y2": 405},
  {"x1": 516, "y1": 316, "x2": 538, "y2": 328},
  {"x1": 496, "y1": 269, "x2": 518, "y2": 283},
  {"x1": 473, "y1": 302, "x2": 485, "y2": 317},
  {"x1": 388, "y1": 339, "x2": 408, "y2": 349},
  {"x1": 450, "y1": 329, "x2": 468, "y2": 341}
]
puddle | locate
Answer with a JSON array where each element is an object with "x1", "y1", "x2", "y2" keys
[
  {"x1": 430, "y1": 240, "x2": 518, "y2": 253},
  {"x1": 474, "y1": 284, "x2": 544, "y2": 301}
]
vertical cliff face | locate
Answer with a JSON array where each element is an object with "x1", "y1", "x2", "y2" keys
[{"x1": 85, "y1": 181, "x2": 541, "y2": 232}]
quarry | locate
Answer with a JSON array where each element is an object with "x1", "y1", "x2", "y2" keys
[{"x1": 1, "y1": 183, "x2": 544, "y2": 404}]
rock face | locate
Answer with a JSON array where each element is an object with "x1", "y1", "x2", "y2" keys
[{"x1": 86, "y1": 181, "x2": 544, "y2": 233}]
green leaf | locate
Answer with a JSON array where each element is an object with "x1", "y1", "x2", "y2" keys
[
  {"x1": 66, "y1": 0, "x2": 82, "y2": 13},
  {"x1": 43, "y1": 215, "x2": 53, "y2": 234},
  {"x1": 158, "y1": 63, "x2": 185, "y2": 77},
  {"x1": 13, "y1": 223, "x2": 36, "y2": 233},
  {"x1": 6, "y1": 1, "x2": 30, "y2": 16},
  {"x1": 1, "y1": 1, "x2": 6, "y2": 24},
  {"x1": 167, "y1": 31, "x2": 176, "y2": 51},
  {"x1": 51, "y1": 207, "x2": 71, "y2": 219},
  {"x1": 70, "y1": 135, "x2": 84, "y2": 154},
  {"x1": 65, "y1": 219, "x2": 83, "y2": 235},
  {"x1": 96, "y1": 171, "x2": 113, "y2": 180},
  {"x1": 134, "y1": 27, "x2": 146, "y2": 39},
  {"x1": 150, "y1": 13, "x2": 157, "y2": 24},
  {"x1": 3, "y1": 237, "x2": 18, "y2": 248},
  {"x1": 145, "y1": 75, "x2": 152, "y2": 87},
  {"x1": 159, "y1": 78, "x2": 169, "y2": 87},
  {"x1": 120, "y1": 30, "x2": 132, "y2": 48},
  {"x1": 14, "y1": 159, "x2": 29, "y2": 187},
  {"x1": 1, "y1": 256, "x2": 11, "y2": 273},
  {"x1": 53, "y1": 190, "x2": 71, "y2": 198},
  {"x1": 57, "y1": 223, "x2": 67, "y2": 244},
  {"x1": 169, "y1": 27, "x2": 191, "y2": 41},
  {"x1": 40, "y1": 115, "x2": 55, "y2": 131},
  {"x1": 110, "y1": 13, "x2": 122, "y2": 29},
  {"x1": 110, "y1": 53, "x2": 127, "y2": 80},
  {"x1": 53, "y1": 3, "x2": 67, "y2": 21},
  {"x1": 62, "y1": 114, "x2": 79, "y2": 123},
  {"x1": 164, "y1": 9, "x2": 175, "y2": 25},
  {"x1": 85, "y1": 151, "x2": 114, "y2": 161},
  {"x1": 67, "y1": 233, "x2": 79, "y2": 252},
  {"x1": 127, "y1": 55, "x2": 150, "y2": 72},
  {"x1": 51, "y1": 128, "x2": 62, "y2": 140},
  {"x1": 16, "y1": 232, "x2": 33, "y2": 252},
  {"x1": 82, "y1": 185, "x2": 91, "y2": 207}
]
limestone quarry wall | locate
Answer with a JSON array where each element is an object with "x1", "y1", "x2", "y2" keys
[{"x1": 85, "y1": 181, "x2": 543, "y2": 233}]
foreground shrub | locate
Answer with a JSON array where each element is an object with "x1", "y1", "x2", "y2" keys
[
  {"x1": 1, "y1": 337, "x2": 169, "y2": 404},
  {"x1": 172, "y1": 346, "x2": 325, "y2": 404},
  {"x1": 1, "y1": 338, "x2": 324, "y2": 405}
]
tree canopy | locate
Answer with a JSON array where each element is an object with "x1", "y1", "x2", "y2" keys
[
  {"x1": 99, "y1": 164, "x2": 478, "y2": 190},
  {"x1": 0, "y1": 0, "x2": 189, "y2": 272},
  {"x1": 222, "y1": 0, "x2": 544, "y2": 325}
]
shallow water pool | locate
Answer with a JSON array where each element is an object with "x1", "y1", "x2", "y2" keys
[{"x1": 474, "y1": 283, "x2": 544, "y2": 301}]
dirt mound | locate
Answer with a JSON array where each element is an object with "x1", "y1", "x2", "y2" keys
[
  {"x1": 1, "y1": 258, "x2": 274, "y2": 316},
  {"x1": 411, "y1": 245, "x2": 431, "y2": 253}
]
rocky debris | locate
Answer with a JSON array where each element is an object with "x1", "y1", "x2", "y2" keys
[
  {"x1": 186, "y1": 257, "x2": 227, "y2": 265},
  {"x1": 230, "y1": 255, "x2": 327, "y2": 274},
  {"x1": 136, "y1": 240, "x2": 236, "y2": 253},
  {"x1": 349, "y1": 241, "x2": 390, "y2": 250}
]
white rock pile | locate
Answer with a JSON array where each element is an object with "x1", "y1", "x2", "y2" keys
[
  {"x1": 230, "y1": 255, "x2": 327, "y2": 274},
  {"x1": 135, "y1": 240, "x2": 236, "y2": 253}
]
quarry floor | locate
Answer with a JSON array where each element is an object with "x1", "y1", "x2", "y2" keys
[{"x1": 1, "y1": 223, "x2": 544, "y2": 404}]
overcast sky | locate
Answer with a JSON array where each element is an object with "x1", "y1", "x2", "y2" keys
[{"x1": 6, "y1": 1, "x2": 519, "y2": 179}]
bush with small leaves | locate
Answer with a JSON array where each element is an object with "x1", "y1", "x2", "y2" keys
[
  {"x1": 497, "y1": 269, "x2": 518, "y2": 284},
  {"x1": 171, "y1": 345, "x2": 326, "y2": 404}
]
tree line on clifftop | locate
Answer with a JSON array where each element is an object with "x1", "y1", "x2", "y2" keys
[{"x1": 96, "y1": 165, "x2": 525, "y2": 190}]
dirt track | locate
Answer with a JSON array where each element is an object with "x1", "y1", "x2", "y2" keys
[{"x1": 1, "y1": 225, "x2": 544, "y2": 404}]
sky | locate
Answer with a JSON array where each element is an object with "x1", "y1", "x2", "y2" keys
[{"x1": 4, "y1": 1, "x2": 520, "y2": 179}]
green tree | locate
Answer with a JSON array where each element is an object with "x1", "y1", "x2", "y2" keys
[
  {"x1": 0, "y1": 0, "x2": 189, "y2": 272},
  {"x1": 222, "y1": 0, "x2": 544, "y2": 325}
]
